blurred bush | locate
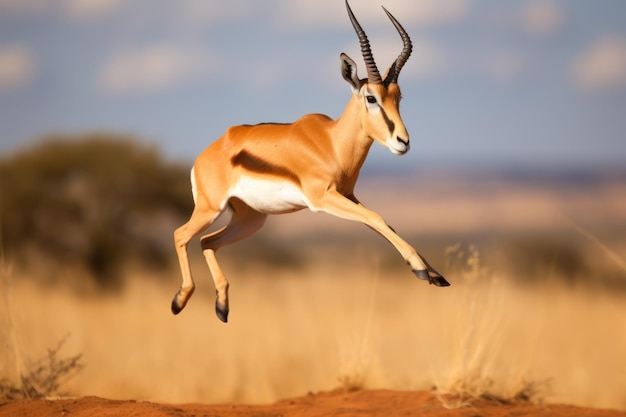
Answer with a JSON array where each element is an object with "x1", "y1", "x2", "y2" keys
[
  {"x1": 502, "y1": 235, "x2": 588, "y2": 284},
  {"x1": 0, "y1": 134, "x2": 193, "y2": 288}
]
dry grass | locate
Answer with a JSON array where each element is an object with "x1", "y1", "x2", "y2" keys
[
  {"x1": 1, "y1": 250, "x2": 625, "y2": 410},
  {"x1": 0, "y1": 258, "x2": 83, "y2": 399},
  {"x1": 432, "y1": 244, "x2": 549, "y2": 408}
]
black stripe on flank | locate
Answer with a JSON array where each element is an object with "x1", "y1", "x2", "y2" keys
[
  {"x1": 379, "y1": 107, "x2": 396, "y2": 136},
  {"x1": 231, "y1": 150, "x2": 301, "y2": 185}
]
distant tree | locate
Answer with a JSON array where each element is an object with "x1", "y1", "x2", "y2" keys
[{"x1": 0, "y1": 134, "x2": 193, "y2": 288}]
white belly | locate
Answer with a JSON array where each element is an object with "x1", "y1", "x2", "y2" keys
[{"x1": 229, "y1": 176, "x2": 309, "y2": 214}]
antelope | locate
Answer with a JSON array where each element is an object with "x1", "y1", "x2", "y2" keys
[{"x1": 173, "y1": 0, "x2": 450, "y2": 323}]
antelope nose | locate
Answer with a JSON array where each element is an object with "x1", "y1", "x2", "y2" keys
[{"x1": 397, "y1": 137, "x2": 409, "y2": 146}]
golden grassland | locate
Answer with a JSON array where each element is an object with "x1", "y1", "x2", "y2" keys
[
  {"x1": 1, "y1": 174, "x2": 626, "y2": 410},
  {"x1": 2, "y1": 255, "x2": 625, "y2": 410}
]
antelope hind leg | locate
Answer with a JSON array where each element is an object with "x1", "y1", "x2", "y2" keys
[
  {"x1": 214, "y1": 286, "x2": 229, "y2": 323},
  {"x1": 203, "y1": 248, "x2": 230, "y2": 323},
  {"x1": 200, "y1": 200, "x2": 268, "y2": 322},
  {"x1": 172, "y1": 204, "x2": 222, "y2": 315}
]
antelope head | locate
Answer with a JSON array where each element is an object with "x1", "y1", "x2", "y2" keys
[{"x1": 341, "y1": 0, "x2": 413, "y2": 155}]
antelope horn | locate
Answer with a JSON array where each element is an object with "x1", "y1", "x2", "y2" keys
[
  {"x1": 382, "y1": 6, "x2": 412, "y2": 85},
  {"x1": 345, "y1": 0, "x2": 382, "y2": 84}
]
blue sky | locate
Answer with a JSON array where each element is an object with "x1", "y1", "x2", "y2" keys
[{"x1": 1, "y1": 0, "x2": 625, "y2": 171}]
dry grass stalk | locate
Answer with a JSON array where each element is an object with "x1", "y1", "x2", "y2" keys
[
  {"x1": 434, "y1": 244, "x2": 548, "y2": 409},
  {"x1": 1, "y1": 255, "x2": 84, "y2": 399}
]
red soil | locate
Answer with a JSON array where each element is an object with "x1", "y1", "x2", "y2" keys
[{"x1": 2, "y1": 389, "x2": 625, "y2": 417}]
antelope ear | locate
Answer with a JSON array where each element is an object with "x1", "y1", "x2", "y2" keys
[{"x1": 340, "y1": 53, "x2": 361, "y2": 93}]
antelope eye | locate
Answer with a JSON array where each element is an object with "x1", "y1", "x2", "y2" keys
[{"x1": 366, "y1": 95, "x2": 377, "y2": 104}]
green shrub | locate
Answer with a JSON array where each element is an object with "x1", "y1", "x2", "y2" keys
[{"x1": 0, "y1": 134, "x2": 193, "y2": 288}]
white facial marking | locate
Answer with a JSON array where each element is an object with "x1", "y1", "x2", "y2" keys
[
  {"x1": 229, "y1": 176, "x2": 309, "y2": 214},
  {"x1": 363, "y1": 88, "x2": 381, "y2": 112},
  {"x1": 386, "y1": 138, "x2": 409, "y2": 155}
]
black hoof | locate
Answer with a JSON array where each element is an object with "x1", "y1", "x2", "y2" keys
[
  {"x1": 430, "y1": 276, "x2": 451, "y2": 287},
  {"x1": 414, "y1": 269, "x2": 430, "y2": 281},
  {"x1": 413, "y1": 270, "x2": 451, "y2": 287},
  {"x1": 215, "y1": 300, "x2": 229, "y2": 323},
  {"x1": 171, "y1": 296, "x2": 183, "y2": 315}
]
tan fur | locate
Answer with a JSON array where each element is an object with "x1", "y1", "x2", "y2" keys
[
  {"x1": 172, "y1": 9, "x2": 448, "y2": 322},
  {"x1": 171, "y1": 82, "x2": 446, "y2": 322}
]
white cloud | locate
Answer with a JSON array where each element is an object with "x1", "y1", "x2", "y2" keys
[
  {"x1": 408, "y1": 0, "x2": 468, "y2": 26},
  {"x1": 0, "y1": 44, "x2": 37, "y2": 92},
  {"x1": 98, "y1": 43, "x2": 217, "y2": 95},
  {"x1": 63, "y1": 0, "x2": 122, "y2": 21},
  {"x1": 521, "y1": 1, "x2": 564, "y2": 36},
  {"x1": 179, "y1": 0, "x2": 251, "y2": 25},
  {"x1": 0, "y1": 0, "x2": 46, "y2": 16},
  {"x1": 279, "y1": 0, "x2": 468, "y2": 30},
  {"x1": 571, "y1": 36, "x2": 626, "y2": 92},
  {"x1": 278, "y1": 1, "x2": 341, "y2": 29}
]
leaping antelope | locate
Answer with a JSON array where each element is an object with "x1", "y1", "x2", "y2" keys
[{"x1": 173, "y1": 0, "x2": 450, "y2": 323}]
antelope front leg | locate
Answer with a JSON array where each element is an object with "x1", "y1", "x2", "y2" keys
[{"x1": 314, "y1": 191, "x2": 450, "y2": 287}]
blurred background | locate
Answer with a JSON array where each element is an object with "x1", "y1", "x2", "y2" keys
[{"x1": 1, "y1": 0, "x2": 625, "y2": 411}]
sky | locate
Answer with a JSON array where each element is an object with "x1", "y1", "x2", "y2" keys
[{"x1": 0, "y1": 0, "x2": 625, "y2": 172}]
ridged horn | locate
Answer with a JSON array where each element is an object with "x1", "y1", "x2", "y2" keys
[
  {"x1": 382, "y1": 6, "x2": 412, "y2": 85},
  {"x1": 345, "y1": 0, "x2": 382, "y2": 84}
]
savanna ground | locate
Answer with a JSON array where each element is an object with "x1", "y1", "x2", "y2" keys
[{"x1": 1, "y1": 142, "x2": 626, "y2": 416}]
